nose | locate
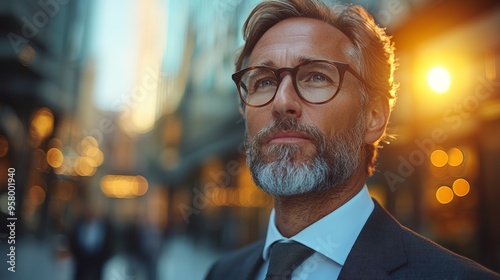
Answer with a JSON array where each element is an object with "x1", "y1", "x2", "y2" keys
[{"x1": 271, "y1": 74, "x2": 302, "y2": 119}]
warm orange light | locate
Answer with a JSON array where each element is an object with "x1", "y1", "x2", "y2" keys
[
  {"x1": 75, "y1": 157, "x2": 96, "y2": 176},
  {"x1": 19, "y1": 45, "x2": 36, "y2": 66},
  {"x1": 47, "y1": 148, "x2": 64, "y2": 168},
  {"x1": 100, "y1": 175, "x2": 149, "y2": 198},
  {"x1": 29, "y1": 108, "x2": 54, "y2": 146},
  {"x1": 436, "y1": 186, "x2": 454, "y2": 204},
  {"x1": 79, "y1": 137, "x2": 104, "y2": 167},
  {"x1": 28, "y1": 185, "x2": 46, "y2": 206},
  {"x1": 208, "y1": 185, "x2": 271, "y2": 207},
  {"x1": 131, "y1": 176, "x2": 149, "y2": 196},
  {"x1": 448, "y1": 148, "x2": 464, "y2": 167},
  {"x1": 94, "y1": 150, "x2": 104, "y2": 166},
  {"x1": 113, "y1": 178, "x2": 130, "y2": 198},
  {"x1": 83, "y1": 146, "x2": 100, "y2": 157},
  {"x1": 81, "y1": 136, "x2": 98, "y2": 148},
  {"x1": 427, "y1": 66, "x2": 451, "y2": 94},
  {"x1": 100, "y1": 176, "x2": 113, "y2": 196},
  {"x1": 453, "y1": 178, "x2": 470, "y2": 197},
  {"x1": 430, "y1": 149, "x2": 448, "y2": 167}
]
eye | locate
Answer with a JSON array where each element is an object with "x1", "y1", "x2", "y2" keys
[
  {"x1": 304, "y1": 72, "x2": 332, "y2": 85},
  {"x1": 249, "y1": 76, "x2": 277, "y2": 93},
  {"x1": 258, "y1": 79, "x2": 275, "y2": 88},
  {"x1": 311, "y1": 74, "x2": 327, "y2": 83}
]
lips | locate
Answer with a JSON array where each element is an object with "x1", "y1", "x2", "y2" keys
[{"x1": 265, "y1": 131, "x2": 313, "y2": 144}]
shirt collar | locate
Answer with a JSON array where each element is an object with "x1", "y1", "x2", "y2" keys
[{"x1": 262, "y1": 185, "x2": 374, "y2": 266}]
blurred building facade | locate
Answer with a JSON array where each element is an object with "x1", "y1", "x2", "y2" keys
[
  {"x1": 0, "y1": 0, "x2": 93, "y2": 235},
  {"x1": 376, "y1": 0, "x2": 500, "y2": 270},
  {"x1": 0, "y1": 0, "x2": 499, "y2": 278}
]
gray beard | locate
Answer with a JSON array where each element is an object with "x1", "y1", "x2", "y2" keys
[{"x1": 245, "y1": 115, "x2": 365, "y2": 196}]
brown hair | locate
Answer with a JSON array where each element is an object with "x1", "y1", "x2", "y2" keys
[{"x1": 237, "y1": 0, "x2": 398, "y2": 176}]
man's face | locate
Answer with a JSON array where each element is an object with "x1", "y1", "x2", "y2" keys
[{"x1": 243, "y1": 18, "x2": 368, "y2": 196}]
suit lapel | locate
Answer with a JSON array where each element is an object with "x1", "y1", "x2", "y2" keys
[
  {"x1": 338, "y1": 200, "x2": 408, "y2": 279},
  {"x1": 240, "y1": 241, "x2": 265, "y2": 280}
]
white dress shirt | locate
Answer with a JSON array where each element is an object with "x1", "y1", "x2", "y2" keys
[{"x1": 256, "y1": 185, "x2": 374, "y2": 280}]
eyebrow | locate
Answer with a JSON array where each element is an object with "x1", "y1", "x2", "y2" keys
[
  {"x1": 256, "y1": 60, "x2": 276, "y2": 67},
  {"x1": 254, "y1": 55, "x2": 326, "y2": 68},
  {"x1": 297, "y1": 55, "x2": 324, "y2": 63}
]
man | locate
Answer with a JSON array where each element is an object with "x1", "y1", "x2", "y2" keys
[{"x1": 206, "y1": 0, "x2": 500, "y2": 279}]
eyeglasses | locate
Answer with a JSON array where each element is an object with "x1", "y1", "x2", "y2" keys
[{"x1": 232, "y1": 60, "x2": 369, "y2": 108}]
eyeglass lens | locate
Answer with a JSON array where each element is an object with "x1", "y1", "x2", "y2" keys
[{"x1": 239, "y1": 61, "x2": 341, "y2": 106}]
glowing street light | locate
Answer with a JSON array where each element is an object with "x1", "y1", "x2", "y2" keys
[{"x1": 427, "y1": 66, "x2": 451, "y2": 94}]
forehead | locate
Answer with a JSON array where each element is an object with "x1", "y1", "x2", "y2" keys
[{"x1": 248, "y1": 17, "x2": 352, "y2": 66}]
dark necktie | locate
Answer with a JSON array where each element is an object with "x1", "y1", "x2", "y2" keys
[{"x1": 265, "y1": 242, "x2": 315, "y2": 280}]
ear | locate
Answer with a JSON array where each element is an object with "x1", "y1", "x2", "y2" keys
[{"x1": 364, "y1": 97, "x2": 390, "y2": 144}]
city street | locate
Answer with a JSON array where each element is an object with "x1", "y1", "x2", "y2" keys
[{"x1": 0, "y1": 234, "x2": 221, "y2": 280}]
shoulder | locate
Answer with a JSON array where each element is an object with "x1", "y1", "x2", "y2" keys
[
  {"x1": 397, "y1": 223, "x2": 499, "y2": 278},
  {"x1": 372, "y1": 201, "x2": 500, "y2": 279},
  {"x1": 205, "y1": 240, "x2": 264, "y2": 280}
]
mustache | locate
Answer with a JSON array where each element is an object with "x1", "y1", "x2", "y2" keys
[
  {"x1": 243, "y1": 118, "x2": 328, "y2": 159},
  {"x1": 250, "y1": 118, "x2": 324, "y2": 146}
]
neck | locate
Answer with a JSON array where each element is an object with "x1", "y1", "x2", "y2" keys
[{"x1": 273, "y1": 168, "x2": 367, "y2": 238}]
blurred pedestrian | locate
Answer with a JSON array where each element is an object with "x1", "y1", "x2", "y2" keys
[
  {"x1": 102, "y1": 223, "x2": 147, "y2": 280},
  {"x1": 70, "y1": 203, "x2": 113, "y2": 280},
  {"x1": 138, "y1": 218, "x2": 163, "y2": 280}
]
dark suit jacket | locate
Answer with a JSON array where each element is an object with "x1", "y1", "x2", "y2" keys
[{"x1": 205, "y1": 200, "x2": 499, "y2": 279}]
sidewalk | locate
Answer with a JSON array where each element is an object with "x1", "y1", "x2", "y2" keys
[
  {"x1": 0, "y1": 234, "x2": 222, "y2": 280},
  {"x1": 158, "y1": 236, "x2": 221, "y2": 280},
  {"x1": 0, "y1": 234, "x2": 72, "y2": 280}
]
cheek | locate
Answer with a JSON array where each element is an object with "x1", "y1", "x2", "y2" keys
[
  {"x1": 245, "y1": 109, "x2": 270, "y2": 137},
  {"x1": 318, "y1": 103, "x2": 363, "y2": 138}
]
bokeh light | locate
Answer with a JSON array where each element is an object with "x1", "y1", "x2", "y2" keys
[
  {"x1": 75, "y1": 157, "x2": 96, "y2": 176},
  {"x1": 28, "y1": 185, "x2": 46, "y2": 207},
  {"x1": 448, "y1": 148, "x2": 464, "y2": 167},
  {"x1": 29, "y1": 107, "x2": 54, "y2": 147},
  {"x1": 427, "y1": 66, "x2": 451, "y2": 93},
  {"x1": 18, "y1": 45, "x2": 36, "y2": 66},
  {"x1": 430, "y1": 149, "x2": 448, "y2": 167},
  {"x1": 436, "y1": 186, "x2": 454, "y2": 204},
  {"x1": 100, "y1": 175, "x2": 149, "y2": 198},
  {"x1": 47, "y1": 148, "x2": 64, "y2": 168},
  {"x1": 453, "y1": 178, "x2": 470, "y2": 197},
  {"x1": 81, "y1": 136, "x2": 98, "y2": 149}
]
